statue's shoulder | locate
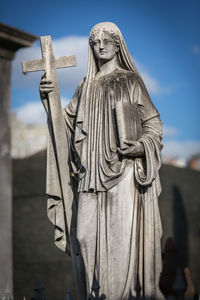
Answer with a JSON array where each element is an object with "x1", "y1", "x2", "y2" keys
[{"x1": 116, "y1": 69, "x2": 140, "y2": 82}]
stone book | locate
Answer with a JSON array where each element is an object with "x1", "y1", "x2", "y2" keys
[{"x1": 114, "y1": 102, "x2": 143, "y2": 149}]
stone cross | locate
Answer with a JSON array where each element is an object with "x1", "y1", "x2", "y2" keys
[
  {"x1": 21, "y1": 36, "x2": 77, "y2": 232},
  {"x1": 22, "y1": 35, "x2": 76, "y2": 78}
]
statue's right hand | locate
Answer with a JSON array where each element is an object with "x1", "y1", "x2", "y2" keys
[{"x1": 39, "y1": 72, "x2": 54, "y2": 100}]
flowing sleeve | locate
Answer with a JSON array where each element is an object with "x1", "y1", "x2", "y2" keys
[
  {"x1": 132, "y1": 78, "x2": 164, "y2": 297},
  {"x1": 63, "y1": 79, "x2": 84, "y2": 130},
  {"x1": 133, "y1": 78, "x2": 163, "y2": 192}
]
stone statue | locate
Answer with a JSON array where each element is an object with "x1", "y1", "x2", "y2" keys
[{"x1": 22, "y1": 22, "x2": 164, "y2": 300}]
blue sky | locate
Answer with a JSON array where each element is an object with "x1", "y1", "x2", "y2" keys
[{"x1": 1, "y1": 0, "x2": 200, "y2": 159}]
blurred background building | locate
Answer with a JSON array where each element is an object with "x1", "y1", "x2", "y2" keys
[{"x1": 11, "y1": 112, "x2": 46, "y2": 158}]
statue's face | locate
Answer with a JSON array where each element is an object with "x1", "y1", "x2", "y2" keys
[{"x1": 92, "y1": 30, "x2": 119, "y2": 63}]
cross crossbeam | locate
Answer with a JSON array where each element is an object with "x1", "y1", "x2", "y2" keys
[{"x1": 22, "y1": 35, "x2": 76, "y2": 75}]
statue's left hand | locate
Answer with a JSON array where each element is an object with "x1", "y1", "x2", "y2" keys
[{"x1": 118, "y1": 140, "x2": 144, "y2": 157}]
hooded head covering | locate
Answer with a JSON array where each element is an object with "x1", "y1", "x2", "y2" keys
[
  {"x1": 85, "y1": 22, "x2": 142, "y2": 82},
  {"x1": 75, "y1": 22, "x2": 143, "y2": 126}
]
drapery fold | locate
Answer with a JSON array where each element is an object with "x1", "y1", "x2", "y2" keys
[
  {"x1": 134, "y1": 119, "x2": 163, "y2": 298},
  {"x1": 43, "y1": 99, "x2": 74, "y2": 252}
]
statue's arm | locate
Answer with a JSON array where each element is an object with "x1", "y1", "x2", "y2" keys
[
  {"x1": 133, "y1": 78, "x2": 163, "y2": 186},
  {"x1": 63, "y1": 78, "x2": 84, "y2": 131},
  {"x1": 135, "y1": 79, "x2": 163, "y2": 148},
  {"x1": 119, "y1": 77, "x2": 162, "y2": 157}
]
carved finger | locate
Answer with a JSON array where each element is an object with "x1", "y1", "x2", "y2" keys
[
  {"x1": 42, "y1": 85, "x2": 54, "y2": 89},
  {"x1": 118, "y1": 147, "x2": 132, "y2": 155},
  {"x1": 118, "y1": 148, "x2": 126, "y2": 155},
  {"x1": 41, "y1": 88, "x2": 54, "y2": 93},
  {"x1": 40, "y1": 85, "x2": 54, "y2": 91},
  {"x1": 40, "y1": 80, "x2": 53, "y2": 85},
  {"x1": 124, "y1": 140, "x2": 137, "y2": 146}
]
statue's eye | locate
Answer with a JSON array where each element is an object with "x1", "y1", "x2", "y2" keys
[
  {"x1": 93, "y1": 40, "x2": 100, "y2": 46},
  {"x1": 104, "y1": 39, "x2": 113, "y2": 45}
]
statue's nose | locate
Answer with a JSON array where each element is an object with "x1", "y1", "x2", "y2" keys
[{"x1": 99, "y1": 41, "x2": 104, "y2": 49}]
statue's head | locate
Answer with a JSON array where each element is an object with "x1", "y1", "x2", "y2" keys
[
  {"x1": 89, "y1": 22, "x2": 121, "y2": 47},
  {"x1": 86, "y1": 22, "x2": 140, "y2": 82},
  {"x1": 89, "y1": 22, "x2": 121, "y2": 64},
  {"x1": 89, "y1": 22, "x2": 124, "y2": 68}
]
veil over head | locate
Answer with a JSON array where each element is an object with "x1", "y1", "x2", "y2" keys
[
  {"x1": 86, "y1": 22, "x2": 142, "y2": 82},
  {"x1": 75, "y1": 22, "x2": 144, "y2": 128}
]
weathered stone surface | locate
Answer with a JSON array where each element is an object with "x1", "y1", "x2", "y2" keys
[
  {"x1": 0, "y1": 23, "x2": 37, "y2": 297},
  {"x1": 0, "y1": 56, "x2": 12, "y2": 298}
]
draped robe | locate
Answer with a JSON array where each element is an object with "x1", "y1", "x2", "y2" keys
[{"x1": 45, "y1": 68, "x2": 164, "y2": 300}]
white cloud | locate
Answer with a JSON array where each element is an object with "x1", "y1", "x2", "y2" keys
[
  {"x1": 134, "y1": 60, "x2": 171, "y2": 95},
  {"x1": 163, "y1": 125, "x2": 179, "y2": 137},
  {"x1": 16, "y1": 101, "x2": 46, "y2": 125},
  {"x1": 15, "y1": 97, "x2": 69, "y2": 125},
  {"x1": 162, "y1": 140, "x2": 200, "y2": 159},
  {"x1": 140, "y1": 70, "x2": 171, "y2": 95}
]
